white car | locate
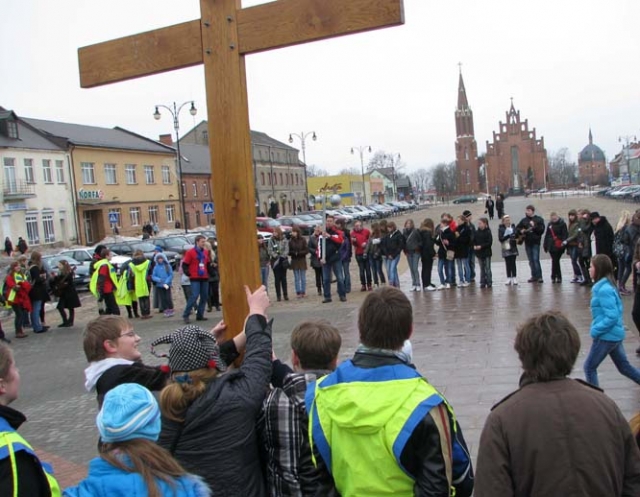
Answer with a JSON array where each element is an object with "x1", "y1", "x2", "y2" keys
[{"x1": 58, "y1": 247, "x2": 131, "y2": 273}]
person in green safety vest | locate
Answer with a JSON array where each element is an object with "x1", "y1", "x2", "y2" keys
[
  {"x1": 306, "y1": 287, "x2": 474, "y2": 497},
  {"x1": 89, "y1": 248, "x2": 120, "y2": 316},
  {"x1": 0, "y1": 342, "x2": 61, "y2": 496},
  {"x1": 129, "y1": 250, "x2": 152, "y2": 319}
]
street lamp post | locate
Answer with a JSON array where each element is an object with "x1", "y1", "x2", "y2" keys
[
  {"x1": 289, "y1": 131, "x2": 317, "y2": 208},
  {"x1": 351, "y1": 145, "x2": 372, "y2": 205},
  {"x1": 153, "y1": 101, "x2": 197, "y2": 233},
  {"x1": 385, "y1": 153, "x2": 401, "y2": 201}
]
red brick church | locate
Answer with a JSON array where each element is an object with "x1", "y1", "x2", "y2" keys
[{"x1": 455, "y1": 71, "x2": 548, "y2": 194}]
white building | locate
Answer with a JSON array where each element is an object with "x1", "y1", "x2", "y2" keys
[{"x1": 0, "y1": 109, "x2": 78, "y2": 248}]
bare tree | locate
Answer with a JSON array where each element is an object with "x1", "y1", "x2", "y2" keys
[
  {"x1": 548, "y1": 148, "x2": 577, "y2": 187},
  {"x1": 409, "y1": 168, "x2": 431, "y2": 193},
  {"x1": 338, "y1": 167, "x2": 361, "y2": 176},
  {"x1": 306, "y1": 164, "x2": 330, "y2": 177},
  {"x1": 366, "y1": 150, "x2": 406, "y2": 174},
  {"x1": 430, "y1": 162, "x2": 457, "y2": 196}
]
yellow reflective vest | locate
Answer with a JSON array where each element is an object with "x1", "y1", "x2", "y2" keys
[{"x1": 89, "y1": 259, "x2": 118, "y2": 298}]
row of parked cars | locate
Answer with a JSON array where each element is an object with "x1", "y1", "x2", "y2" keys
[{"x1": 597, "y1": 185, "x2": 640, "y2": 202}]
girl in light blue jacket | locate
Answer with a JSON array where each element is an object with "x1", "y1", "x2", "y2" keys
[
  {"x1": 151, "y1": 253, "x2": 174, "y2": 317},
  {"x1": 583, "y1": 254, "x2": 640, "y2": 387}
]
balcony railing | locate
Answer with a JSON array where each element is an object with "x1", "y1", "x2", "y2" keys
[{"x1": 3, "y1": 179, "x2": 36, "y2": 198}]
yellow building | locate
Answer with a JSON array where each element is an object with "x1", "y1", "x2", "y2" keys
[
  {"x1": 27, "y1": 119, "x2": 179, "y2": 245},
  {"x1": 307, "y1": 173, "x2": 373, "y2": 207}
]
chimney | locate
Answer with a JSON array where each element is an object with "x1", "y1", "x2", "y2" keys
[{"x1": 159, "y1": 134, "x2": 174, "y2": 146}]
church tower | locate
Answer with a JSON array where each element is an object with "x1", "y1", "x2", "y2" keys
[{"x1": 454, "y1": 69, "x2": 480, "y2": 193}]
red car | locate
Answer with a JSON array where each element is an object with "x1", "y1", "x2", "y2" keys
[{"x1": 256, "y1": 217, "x2": 292, "y2": 234}]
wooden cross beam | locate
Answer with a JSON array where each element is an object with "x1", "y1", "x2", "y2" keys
[{"x1": 78, "y1": 0, "x2": 404, "y2": 338}]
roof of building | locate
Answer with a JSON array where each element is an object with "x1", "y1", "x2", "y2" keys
[
  {"x1": 396, "y1": 176, "x2": 411, "y2": 188},
  {"x1": 24, "y1": 117, "x2": 175, "y2": 154},
  {"x1": 0, "y1": 110, "x2": 66, "y2": 152},
  {"x1": 371, "y1": 167, "x2": 394, "y2": 180},
  {"x1": 179, "y1": 143, "x2": 211, "y2": 175},
  {"x1": 579, "y1": 129, "x2": 605, "y2": 162},
  {"x1": 457, "y1": 71, "x2": 469, "y2": 110}
]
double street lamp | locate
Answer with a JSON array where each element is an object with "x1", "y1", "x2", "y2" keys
[
  {"x1": 351, "y1": 145, "x2": 372, "y2": 205},
  {"x1": 289, "y1": 131, "x2": 317, "y2": 208},
  {"x1": 153, "y1": 101, "x2": 197, "y2": 233}
]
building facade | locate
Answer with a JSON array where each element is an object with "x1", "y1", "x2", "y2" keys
[
  {"x1": 180, "y1": 121, "x2": 307, "y2": 216},
  {"x1": 307, "y1": 174, "x2": 373, "y2": 207},
  {"x1": 577, "y1": 129, "x2": 607, "y2": 186},
  {"x1": 0, "y1": 110, "x2": 78, "y2": 248},
  {"x1": 27, "y1": 118, "x2": 179, "y2": 245},
  {"x1": 485, "y1": 101, "x2": 548, "y2": 194},
  {"x1": 454, "y1": 71, "x2": 480, "y2": 193}
]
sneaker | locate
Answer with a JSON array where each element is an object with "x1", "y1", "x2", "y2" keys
[
  {"x1": 436, "y1": 284, "x2": 445, "y2": 290},
  {"x1": 322, "y1": 298, "x2": 332, "y2": 303},
  {"x1": 527, "y1": 278, "x2": 537, "y2": 283},
  {"x1": 196, "y1": 316, "x2": 209, "y2": 321},
  {"x1": 570, "y1": 277, "x2": 579, "y2": 283},
  {"x1": 361, "y1": 285, "x2": 367, "y2": 292},
  {"x1": 538, "y1": 279, "x2": 544, "y2": 283},
  {"x1": 460, "y1": 282, "x2": 470, "y2": 288},
  {"x1": 444, "y1": 283, "x2": 451, "y2": 289},
  {"x1": 512, "y1": 278, "x2": 518, "y2": 285},
  {"x1": 339, "y1": 296, "x2": 347, "y2": 302},
  {"x1": 425, "y1": 286, "x2": 436, "y2": 292},
  {"x1": 183, "y1": 317, "x2": 190, "y2": 324},
  {"x1": 480, "y1": 284, "x2": 486, "y2": 289},
  {"x1": 505, "y1": 279, "x2": 512, "y2": 286}
]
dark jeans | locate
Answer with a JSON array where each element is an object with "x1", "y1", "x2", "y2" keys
[
  {"x1": 618, "y1": 254, "x2": 632, "y2": 289},
  {"x1": 584, "y1": 338, "x2": 640, "y2": 387},
  {"x1": 12, "y1": 305, "x2": 26, "y2": 334},
  {"x1": 468, "y1": 249, "x2": 476, "y2": 281},
  {"x1": 478, "y1": 256, "x2": 492, "y2": 286},
  {"x1": 58, "y1": 307, "x2": 75, "y2": 325},
  {"x1": 183, "y1": 279, "x2": 208, "y2": 319},
  {"x1": 312, "y1": 267, "x2": 323, "y2": 293},
  {"x1": 421, "y1": 256, "x2": 434, "y2": 287},
  {"x1": 370, "y1": 258, "x2": 385, "y2": 285},
  {"x1": 323, "y1": 260, "x2": 346, "y2": 300},
  {"x1": 157, "y1": 287, "x2": 174, "y2": 311},
  {"x1": 208, "y1": 280, "x2": 220, "y2": 308},
  {"x1": 569, "y1": 245, "x2": 582, "y2": 278},
  {"x1": 525, "y1": 243, "x2": 542, "y2": 280},
  {"x1": 579, "y1": 255, "x2": 592, "y2": 284},
  {"x1": 272, "y1": 264, "x2": 288, "y2": 300},
  {"x1": 103, "y1": 292, "x2": 120, "y2": 315},
  {"x1": 138, "y1": 296, "x2": 151, "y2": 316},
  {"x1": 550, "y1": 251, "x2": 563, "y2": 281},
  {"x1": 126, "y1": 301, "x2": 139, "y2": 318},
  {"x1": 342, "y1": 261, "x2": 351, "y2": 293},
  {"x1": 504, "y1": 255, "x2": 517, "y2": 278},
  {"x1": 356, "y1": 255, "x2": 372, "y2": 287}
]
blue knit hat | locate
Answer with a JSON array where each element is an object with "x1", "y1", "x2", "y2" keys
[
  {"x1": 154, "y1": 245, "x2": 163, "y2": 252},
  {"x1": 96, "y1": 384, "x2": 161, "y2": 443}
]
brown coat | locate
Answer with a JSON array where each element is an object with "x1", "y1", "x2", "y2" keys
[
  {"x1": 475, "y1": 378, "x2": 640, "y2": 497},
  {"x1": 288, "y1": 236, "x2": 308, "y2": 271}
]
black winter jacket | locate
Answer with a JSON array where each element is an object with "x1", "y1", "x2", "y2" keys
[
  {"x1": 382, "y1": 230, "x2": 405, "y2": 259},
  {"x1": 436, "y1": 226, "x2": 457, "y2": 260},
  {"x1": 593, "y1": 217, "x2": 615, "y2": 257},
  {"x1": 543, "y1": 219, "x2": 569, "y2": 254},
  {"x1": 158, "y1": 315, "x2": 272, "y2": 496},
  {"x1": 516, "y1": 215, "x2": 545, "y2": 246},
  {"x1": 454, "y1": 224, "x2": 471, "y2": 259},
  {"x1": 474, "y1": 228, "x2": 493, "y2": 258},
  {"x1": 419, "y1": 230, "x2": 436, "y2": 260}
]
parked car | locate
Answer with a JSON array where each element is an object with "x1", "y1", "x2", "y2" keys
[
  {"x1": 188, "y1": 229, "x2": 217, "y2": 240},
  {"x1": 150, "y1": 236, "x2": 194, "y2": 257},
  {"x1": 452, "y1": 195, "x2": 477, "y2": 204},
  {"x1": 341, "y1": 206, "x2": 369, "y2": 221},
  {"x1": 105, "y1": 241, "x2": 179, "y2": 267},
  {"x1": 368, "y1": 204, "x2": 392, "y2": 217},
  {"x1": 353, "y1": 205, "x2": 380, "y2": 219},
  {"x1": 278, "y1": 216, "x2": 316, "y2": 236},
  {"x1": 256, "y1": 217, "x2": 292, "y2": 234},
  {"x1": 58, "y1": 247, "x2": 131, "y2": 274},
  {"x1": 42, "y1": 254, "x2": 90, "y2": 290}
]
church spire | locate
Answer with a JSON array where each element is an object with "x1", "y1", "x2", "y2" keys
[
  {"x1": 457, "y1": 68, "x2": 469, "y2": 110},
  {"x1": 589, "y1": 127, "x2": 593, "y2": 145}
]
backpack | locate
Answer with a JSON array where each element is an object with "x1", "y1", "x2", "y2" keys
[
  {"x1": 613, "y1": 230, "x2": 627, "y2": 260},
  {"x1": 339, "y1": 236, "x2": 352, "y2": 262}
]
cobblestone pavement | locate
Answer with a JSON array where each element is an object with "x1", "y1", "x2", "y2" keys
[{"x1": 5, "y1": 194, "x2": 640, "y2": 488}]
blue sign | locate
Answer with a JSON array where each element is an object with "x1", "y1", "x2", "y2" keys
[
  {"x1": 203, "y1": 202, "x2": 214, "y2": 215},
  {"x1": 108, "y1": 212, "x2": 119, "y2": 224}
]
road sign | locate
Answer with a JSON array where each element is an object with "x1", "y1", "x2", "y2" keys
[
  {"x1": 203, "y1": 202, "x2": 214, "y2": 215},
  {"x1": 108, "y1": 212, "x2": 119, "y2": 224}
]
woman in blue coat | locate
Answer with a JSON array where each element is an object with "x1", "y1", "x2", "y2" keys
[{"x1": 583, "y1": 254, "x2": 640, "y2": 387}]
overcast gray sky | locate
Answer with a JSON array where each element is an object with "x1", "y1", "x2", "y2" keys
[{"x1": 3, "y1": 0, "x2": 639, "y2": 175}]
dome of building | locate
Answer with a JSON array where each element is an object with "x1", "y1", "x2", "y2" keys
[{"x1": 579, "y1": 129, "x2": 605, "y2": 162}]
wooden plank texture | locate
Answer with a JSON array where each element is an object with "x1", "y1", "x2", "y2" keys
[
  {"x1": 237, "y1": 0, "x2": 405, "y2": 54},
  {"x1": 200, "y1": 0, "x2": 260, "y2": 339},
  {"x1": 78, "y1": 20, "x2": 202, "y2": 88}
]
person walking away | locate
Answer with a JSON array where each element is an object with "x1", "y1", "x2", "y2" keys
[
  {"x1": 51, "y1": 259, "x2": 80, "y2": 327},
  {"x1": 351, "y1": 221, "x2": 372, "y2": 291},
  {"x1": 307, "y1": 226, "x2": 324, "y2": 296},
  {"x1": 3, "y1": 237, "x2": 12, "y2": 257},
  {"x1": 583, "y1": 254, "x2": 640, "y2": 388},
  {"x1": 455, "y1": 215, "x2": 472, "y2": 287},
  {"x1": 577, "y1": 209, "x2": 594, "y2": 286},
  {"x1": 90, "y1": 248, "x2": 120, "y2": 315},
  {"x1": 366, "y1": 222, "x2": 386, "y2": 287},
  {"x1": 403, "y1": 219, "x2": 422, "y2": 291},
  {"x1": 382, "y1": 221, "x2": 404, "y2": 288},
  {"x1": 335, "y1": 219, "x2": 352, "y2": 294},
  {"x1": 289, "y1": 226, "x2": 309, "y2": 298},
  {"x1": 64, "y1": 383, "x2": 210, "y2": 497},
  {"x1": 614, "y1": 210, "x2": 633, "y2": 295},
  {"x1": 475, "y1": 311, "x2": 640, "y2": 497},
  {"x1": 474, "y1": 217, "x2": 493, "y2": 288},
  {"x1": 116, "y1": 259, "x2": 139, "y2": 319},
  {"x1": 5, "y1": 261, "x2": 31, "y2": 339},
  {"x1": 0, "y1": 342, "x2": 62, "y2": 495},
  {"x1": 258, "y1": 237, "x2": 271, "y2": 290},
  {"x1": 495, "y1": 194, "x2": 505, "y2": 220},
  {"x1": 204, "y1": 241, "x2": 220, "y2": 312},
  {"x1": 27, "y1": 251, "x2": 49, "y2": 333},
  {"x1": 563, "y1": 209, "x2": 583, "y2": 283},
  {"x1": 419, "y1": 218, "x2": 437, "y2": 291},
  {"x1": 130, "y1": 250, "x2": 152, "y2": 319},
  {"x1": 181, "y1": 235, "x2": 210, "y2": 323},
  {"x1": 499, "y1": 214, "x2": 519, "y2": 286},
  {"x1": 16, "y1": 237, "x2": 27, "y2": 255},
  {"x1": 543, "y1": 212, "x2": 568, "y2": 283},
  {"x1": 485, "y1": 195, "x2": 495, "y2": 220},
  {"x1": 151, "y1": 252, "x2": 174, "y2": 317},
  {"x1": 516, "y1": 204, "x2": 545, "y2": 283},
  {"x1": 321, "y1": 214, "x2": 347, "y2": 303},
  {"x1": 268, "y1": 227, "x2": 290, "y2": 302}
]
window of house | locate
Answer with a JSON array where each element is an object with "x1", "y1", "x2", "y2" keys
[
  {"x1": 202, "y1": 183, "x2": 208, "y2": 197},
  {"x1": 3, "y1": 158, "x2": 16, "y2": 193},
  {"x1": 261, "y1": 172, "x2": 265, "y2": 185},
  {"x1": 42, "y1": 159, "x2": 53, "y2": 183},
  {"x1": 148, "y1": 205, "x2": 158, "y2": 223},
  {"x1": 192, "y1": 182, "x2": 198, "y2": 197},
  {"x1": 274, "y1": 173, "x2": 277, "y2": 185},
  {"x1": 7, "y1": 120, "x2": 18, "y2": 139},
  {"x1": 129, "y1": 207, "x2": 140, "y2": 226},
  {"x1": 104, "y1": 163, "x2": 117, "y2": 184},
  {"x1": 162, "y1": 165, "x2": 171, "y2": 184},
  {"x1": 24, "y1": 159, "x2": 35, "y2": 183},
  {"x1": 182, "y1": 182, "x2": 187, "y2": 197},
  {"x1": 42, "y1": 212, "x2": 55, "y2": 243},
  {"x1": 26, "y1": 214, "x2": 40, "y2": 244},
  {"x1": 55, "y1": 160, "x2": 65, "y2": 183},
  {"x1": 144, "y1": 165, "x2": 155, "y2": 184},
  {"x1": 81, "y1": 162, "x2": 95, "y2": 184},
  {"x1": 165, "y1": 204, "x2": 175, "y2": 223},
  {"x1": 268, "y1": 173, "x2": 271, "y2": 185},
  {"x1": 125, "y1": 164, "x2": 137, "y2": 184},
  {"x1": 279, "y1": 173, "x2": 283, "y2": 185}
]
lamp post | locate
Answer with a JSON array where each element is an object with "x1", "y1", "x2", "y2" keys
[
  {"x1": 153, "y1": 101, "x2": 197, "y2": 233},
  {"x1": 385, "y1": 153, "x2": 401, "y2": 201},
  {"x1": 289, "y1": 131, "x2": 317, "y2": 208},
  {"x1": 351, "y1": 145, "x2": 372, "y2": 205}
]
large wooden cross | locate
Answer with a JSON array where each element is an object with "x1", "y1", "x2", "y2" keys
[{"x1": 78, "y1": 0, "x2": 404, "y2": 337}]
